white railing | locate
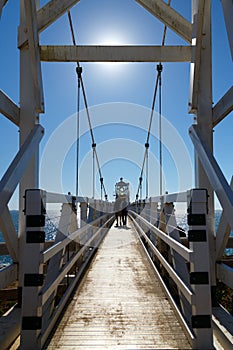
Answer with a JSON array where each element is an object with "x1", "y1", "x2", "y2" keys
[
  {"x1": 129, "y1": 189, "x2": 213, "y2": 350},
  {"x1": 19, "y1": 189, "x2": 114, "y2": 349}
]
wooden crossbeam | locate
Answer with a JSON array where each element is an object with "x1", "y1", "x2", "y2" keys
[
  {"x1": 213, "y1": 86, "x2": 233, "y2": 127},
  {"x1": 0, "y1": 90, "x2": 20, "y2": 126},
  {"x1": 40, "y1": 45, "x2": 192, "y2": 62},
  {"x1": 135, "y1": 0, "x2": 192, "y2": 44},
  {"x1": 19, "y1": 0, "x2": 81, "y2": 47},
  {"x1": 37, "y1": 0, "x2": 81, "y2": 32}
]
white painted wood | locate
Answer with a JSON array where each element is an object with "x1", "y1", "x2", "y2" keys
[
  {"x1": 212, "y1": 306, "x2": 233, "y2": 350},
  {"x1": 40, "y1": 45, "x2": 193, "y2": 62},
  {"x1": 163, "y1": 203, "x2": 191, "y2": 325},
  {"x1": 148, "y1": 190, "x2": 187, "y2": 203},
  {"x1": 46, "y1": 191, "x2": 88, "y2": 204},
  {"x1": 20, "y1": 189, "x2": 46, "y2": 350},
  {"x1": 130, "y1": 210, "x2": 193, "y2": 261},
  {"x1": 18, "y1": 0, "x2": 41, "y2": 295},
  {"x1": 0, "y1": 90, "x2": 20, "y2": 126},
  {"x1": 190, "y1": 0, "x2": 205, "y2": 112},
  {"x1": 216, "y1": 263, "x2": 233, "y2": 290},
  {"x1": 213, "y1": 86, "x2": 233, "y2": 127},
  {"x1": 41, "y1": 216, "x2": 114, "y2": 305},
  {"x1": 221, "y1": 0, "x2": 233, "y2": 60},
  {"x1": 0, "y1": 206, "x2": 18, "y2": 262},
  {"x1": 37, "y1": 0, "x2": 80, "y2": 32},
  {"x1": 189, "y1": 125, "x2": 233, "y2": 230},
  {"x1": 47, "y1": 224, "x2": 192, "y2": 349},
  {"x1": 187, "y1": 189, "x2": 214, "y2": 349},
  {"x1": 191, "y1": 0, "x2": 216, "y2": 288},
  {"x1": 42, "y1": 203, "x2": 75, "y2": 335},
  {"x1": 0, "y1": 264, "x2": 17, "y2": 289},
  {"x1": 80, "y1": 202, "x2": 88, "y2": 227},
  {"x1": 18, "y1": 0, "x2": 81, "y2": 47},
  {"x1": 135, "y1": 0, "x2": 192, "y2": 43},
  {"x1": 131, "y1": 214, "x2": 193, "y2": 304},
  {"x1": 0, "y1": 125, "x2": 44, "y2": 218},
  {"x1": 24, "y1": 0, "x2": 44, "y2": 113},
  {"x1": 216, "y1": 177, "x2": 233, "y2": 260},
  {"x1": 0, "y1": 0, "x2": 8, "y2": 17},
  {"x1": 42, "y1": 214, "x2": 110, "y2": 263}
]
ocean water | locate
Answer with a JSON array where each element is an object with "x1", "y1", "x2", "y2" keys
[
  {"x1": 0, "y1": 210, "x2": 232, "y2": 267},
  {"x1": 0, "y1": 210, "x2": 60, "y2": 267}
]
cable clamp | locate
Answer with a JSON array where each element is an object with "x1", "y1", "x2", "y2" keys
[
  {"x1": 157, "y1": 63, "x2": 163, "y2": 73},
  {"x1": 76, "y1": 66, "x2": 83, "y2": 78}
]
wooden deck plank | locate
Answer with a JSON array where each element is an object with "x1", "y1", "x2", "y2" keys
[{"x1": 47, "y1": 223, "x2": 192, "y2": 349}]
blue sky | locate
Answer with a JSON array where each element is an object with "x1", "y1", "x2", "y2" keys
[{"x1": 0, "y1": 0, "x2": 232, "y2": 208}]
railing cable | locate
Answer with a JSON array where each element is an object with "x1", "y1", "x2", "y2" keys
[
  {"x1": 68, "y1": 11, "x2": 108, "y2": 200},
  {"x1": 135, "y1": 0, "x2": 171, "y2": 201}
]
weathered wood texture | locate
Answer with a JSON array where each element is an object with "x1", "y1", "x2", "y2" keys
[{"x1": 47, "y1": 222, "x2": 191, "y2": 349}]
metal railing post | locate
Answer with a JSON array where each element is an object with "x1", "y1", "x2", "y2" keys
[
  {"x1": 20, "y1": 189, "x2": 46, "y2": 349},
  {"x1": 187, "y1": 189, "x2": 214, "y2": 349}
]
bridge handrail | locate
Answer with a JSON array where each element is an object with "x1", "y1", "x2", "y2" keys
[
  {"x1": 41, "y1": 215, "x2": 114, "y2": 305},
  {"x1": 46, "y1": 191, "x2": 111, "y2": 206},
  {"x1": 145, "y1": 191, "x2": 188, "y2": 204},
  {"x1": 129, "y1": 210, "x2": 193, "y2": 262},
  {"x1": 130, "y1": 189, "x2": 214, "y2": 349},
  {"x1": 42, "y1": 213, "x2": 112, "y2": 263},
  {"x1": 129, "y1": 212, "x2": 193, "y2": 303}
]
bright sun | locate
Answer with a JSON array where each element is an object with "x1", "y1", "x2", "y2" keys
[{"x1": 95, "y1": 32, "x2": 129, "y2": 70}]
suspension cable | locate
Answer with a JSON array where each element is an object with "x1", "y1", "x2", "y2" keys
[
  {"x1": 135, "y1": 65, "x2": 162, "y2": 199},
  {"x1": 68, "y1": 11, "x2": 108, "y2": 200},
  {"x1": 135, "y1": 0, "x2": 171, "y2": 200}
]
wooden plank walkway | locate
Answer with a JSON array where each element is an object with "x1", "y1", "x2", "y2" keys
[{"x1": 47, "y1": 222, "x2": 192, "y2": 349}]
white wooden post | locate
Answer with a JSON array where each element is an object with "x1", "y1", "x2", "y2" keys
[
  {"x1": 163, "y1": 202, "x2": 191, "y2": 325},
  {"x1": 20, "y1": 189, "x2": 46, "y2": 349},
  {"x1": 42, "y1": 202, "x2": 74, "y2": 334},
  {"x1": 187, "y1": 189, "x2": 213, "y2": 349},
  {"x1": 18, "y1": 0, "x2": 42, "y2": 305},
  {"x1": 191, "y1": 0, "x2": 216, "y2": 292},
  {"x1": 80, "y1": 201, "x2": 88, "y2": 228}
]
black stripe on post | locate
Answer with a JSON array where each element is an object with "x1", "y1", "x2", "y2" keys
[
  {"x1": 26, "y1": 231, "x2": 45, "y2": 243},
  {"x1": 26, "y1": 215, "x2": 45, "y2": 227},
  {"x1": 190, "y1": 272, "x2": 209, "y2": 285},
  {"x1": 188, "y1": 230, "x2": 207, "y2": 242},
  {"x1": 191, "y1": 315, "x2": 211, "y2": 328},
  {"x1": 22, "y1": 316, "x2": 42, "y2": 330},
  {"x1": 188, "y1": 214, "x2": 206, "y2": 226},
  {"x1": 24, "y1": 274, "x2": 44, "y2": 287}
]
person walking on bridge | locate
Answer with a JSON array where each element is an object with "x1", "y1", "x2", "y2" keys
[{"x1": 114, "y1": 195, "x2": 121, "y2": 227}]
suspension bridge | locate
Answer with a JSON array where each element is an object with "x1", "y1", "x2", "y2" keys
[{"x1": 0, "y1": 1, "x2": 233, "y2": 349}]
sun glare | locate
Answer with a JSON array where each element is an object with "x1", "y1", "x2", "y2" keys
[{"x1": 95, "y1": 32, "x2": 129, "y2": 70}]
